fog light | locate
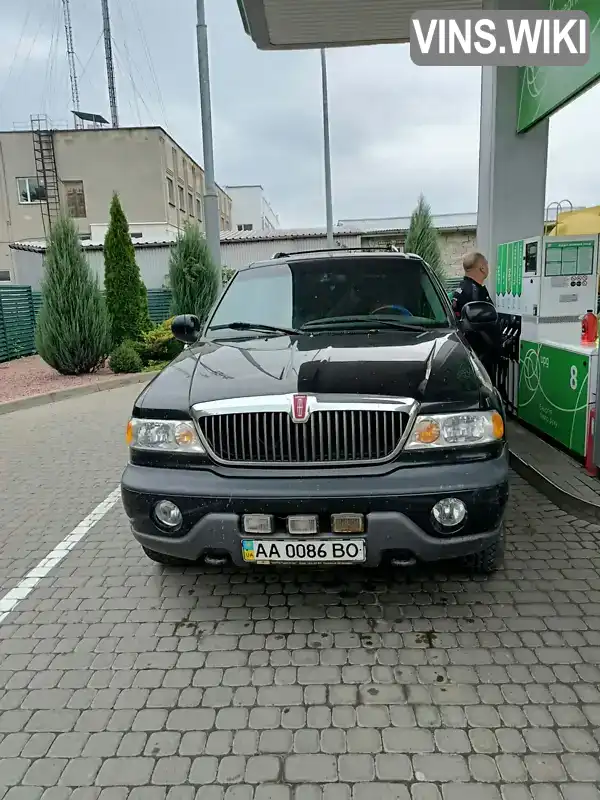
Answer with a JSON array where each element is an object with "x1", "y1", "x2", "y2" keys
[
  {"x1": 287, "y1": 515, "x2": 318, "y2": 535},
  {"x1": 243, "y1": 514, "x2": 274, "y2": 534},
  {"x1": 331, "y1": 513, "x2": 364, "y2": 534},
  {"x1": 432, "y1": 498, "x2": 466, "y2": 530},
  {"x1": 154, "y1": 500, "x2": 183, "y2": 530}
]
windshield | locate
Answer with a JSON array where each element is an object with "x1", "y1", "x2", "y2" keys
[{"x1": 206, "y1": 256, "x2": 451, "y2": 337}]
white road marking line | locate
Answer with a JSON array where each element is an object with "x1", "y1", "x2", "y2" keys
[{"x1": 0, "y1": 487, "x2": 121, "y2": 623}]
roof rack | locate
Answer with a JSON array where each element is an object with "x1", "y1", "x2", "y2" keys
[{"x1": 268, "y1": 245, "x2": 412, "y2": 260}]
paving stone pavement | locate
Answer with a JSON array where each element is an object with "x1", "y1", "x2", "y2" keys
[
  {"x1": 0, "y1": 385, "x2": 140, "y2": 593},
  {"x1": 1, "y1": 386, "x2": 600, "y2": 799}
]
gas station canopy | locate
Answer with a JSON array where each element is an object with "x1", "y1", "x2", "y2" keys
[
  {"x1": 236, "y1": 0, "x2": 483, "y2": 49},
  {"x1": 235, "y1": 0, "x2": 600, "y2": 470}
]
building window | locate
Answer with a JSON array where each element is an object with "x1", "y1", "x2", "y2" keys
[
  {"x1": 0, "y1": 270, "x2": 11, "y2": 282},
  {"x1": 243, "y1": 223, "x2": 253, "y2": 231},
  {"x1": 64, "y1": 180, "x2": 87, "y2": 218},
  {"x1": 17, "y1": 177, "x2": 46, "y2": 204},
  {"x1": 172, "y1": 147, "x2": 178, "y2": 174},
  {"x1": 237, "y1": 224, "x2": 243, "y2": 231},
  {"x1": 178, "y1": 185, "x2": 185, "y2": 211},
  {"x1": 167, "y1": 177, "x2": 174, "y2": 205},
  {"x1": 188, "y1": 192, "x2": 194, "y2": 216},
  {"x1": 191, "y1": 166, "x2": 196, "y2": 192},
  {"x1": 196, "y1": 197, "x2": 202, "y2": 221}
]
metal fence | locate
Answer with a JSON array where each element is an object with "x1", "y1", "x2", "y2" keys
[
  {"x1": 0, "y1": 286, "x2": 37, "y2": 362},
  {"x1": 147, "y1": 289, "x2": 173, "y2": 324},
  {"x1": 0, "y1": 285, "x2": 173, "y2": 363},
  {"x1": 445, "y1": 277, "x2": 461, "y2": 296}
]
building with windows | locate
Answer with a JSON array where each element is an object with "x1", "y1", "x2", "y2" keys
[
  {"x1": 224, "y1": 184, "x2": 280, "y2": 232},
  {"x1": 0, "y1": 123, "x2": 232, "y2": 281}
]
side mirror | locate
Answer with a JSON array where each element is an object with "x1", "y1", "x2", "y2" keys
[
  {"x1": 461, "y1": 301, "x2": 498, "y2": 328},
  {"x1": 171, "y1": 314, "x2": 201, "y2": 344}
]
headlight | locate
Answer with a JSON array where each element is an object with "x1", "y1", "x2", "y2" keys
[
  {"x1": 126, "y1": 418, "x2": 205, "y2": 453},
  {"x1": 405, "y1": 410, "x2": 504, "y2": 450}
]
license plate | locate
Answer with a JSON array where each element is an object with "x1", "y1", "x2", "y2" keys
[{"x1": 242, "y1": 538, "x2": 366, "y2": 564}]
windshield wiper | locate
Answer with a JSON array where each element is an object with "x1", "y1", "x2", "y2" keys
[
  {"x1": 208, "y1": 321, "x2": 300, "y2": 336},
  {"x1": 301, "y1": 315, "x2": 428, "y2": 333}
]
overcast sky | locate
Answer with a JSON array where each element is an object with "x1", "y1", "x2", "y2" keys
[{"x1": 0, "y1": 0, "x2": 598, "y2": 228}]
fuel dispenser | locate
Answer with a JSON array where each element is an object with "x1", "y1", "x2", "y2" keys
[
  {"x1": 521, "y1": 237, "x2": 542, "y2": 320},
  {"x1": 495, "y1": 234, "x2": 600, "y2": 458}
]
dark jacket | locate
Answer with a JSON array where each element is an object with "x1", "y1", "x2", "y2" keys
[{"x1": 451, "y1": 276, "x2": 502, "y2": 371}]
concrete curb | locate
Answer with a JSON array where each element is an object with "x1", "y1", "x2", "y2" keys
[
  {"x1": 509, "y1": 449, "x2": 600, "y2": 525},
  {"x1": 0, "y1": 371, "x2": 160, "y2": 416}
]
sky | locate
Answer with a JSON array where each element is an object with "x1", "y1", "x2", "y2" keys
[{"x1": 0, "y1": 0, "x2": 598, "y2": 229}]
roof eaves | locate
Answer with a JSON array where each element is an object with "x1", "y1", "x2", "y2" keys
[
  {"x1": 219, "y1": 227, "x2": 363, "y2": 242},
  {"x1": 361, "y1": 222, "x2": 477, "y2": 235}
]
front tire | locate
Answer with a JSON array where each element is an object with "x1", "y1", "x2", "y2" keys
[
  {"x1": 142, "y1": 546, "x2": 187, "y2": 566},
  {"x1": 462, "y1": 528, "x2": 505, "y2": 575}
]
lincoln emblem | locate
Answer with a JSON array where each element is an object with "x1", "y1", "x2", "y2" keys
[{"x1": 291, "y1": 394, "x2": 309, "y2": 422}]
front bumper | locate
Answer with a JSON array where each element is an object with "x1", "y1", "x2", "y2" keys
[{"x1": 121, "y1": 448, "x2": 509, "y2": 567}]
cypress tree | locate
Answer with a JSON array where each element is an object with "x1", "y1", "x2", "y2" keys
[
  {"x1": 404, "y1": 195, "x2": 447, "y2": 283},
  {"x1": 104, "y1": 193, "x2": 150, "y2": 345},
  {"x1": 169, "y1": 221, "x2": 220, "y2": 322},
  {"x1": 35, "y1": 215, "x2": 110, "y2": 374}
]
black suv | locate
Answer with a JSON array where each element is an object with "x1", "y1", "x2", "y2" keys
[{"x1": 121, "y1": 250, "x2": 509, "y2": 575}]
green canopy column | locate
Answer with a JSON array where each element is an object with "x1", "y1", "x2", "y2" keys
[{"x1": 476, "y1": 0, "x2": 549, "y2": 296}]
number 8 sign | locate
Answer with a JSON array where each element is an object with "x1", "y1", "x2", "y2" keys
[{"x1": 570, "y1": 365, "x2": 578, "y2": 391}]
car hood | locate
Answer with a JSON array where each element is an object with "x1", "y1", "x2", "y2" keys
[{"x1": 135, "y1": 329, "x2": 488, "y2": 416}]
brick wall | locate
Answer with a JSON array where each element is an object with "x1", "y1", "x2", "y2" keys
[{"x1": 440, "y1": 230, "x2": 476, "y2": 277}]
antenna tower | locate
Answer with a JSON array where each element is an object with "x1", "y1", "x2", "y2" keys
[
  {"x1": 101, "y1": 0, "x2": 119, "y2": 127},
  {"x1": 61, "y1": 0, "x2": 82, "y2": 128}
]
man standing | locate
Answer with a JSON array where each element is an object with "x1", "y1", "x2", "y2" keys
[{"x1": 451, "y1": 251, "x2": 502, "y2": 381}]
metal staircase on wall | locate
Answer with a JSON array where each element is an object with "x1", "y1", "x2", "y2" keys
[{"x1": 30, "y1": 115, "x2": 61, "y2": 236}]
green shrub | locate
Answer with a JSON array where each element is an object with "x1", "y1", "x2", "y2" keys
[
  {"x1": 104, "y1": 193, "x2": 151, "y2": 346},
  {"x1": 142, "y1": 359, "x2": 170, "y2": 373},
  {"x1": 404, "y1": 194, "x2": 447, "y2": 284},
  {"x1": 35, "y1": 215, "x2": 111, "y2": 375},
  {"x1": 222, "y1": 265, "x2": 236, "y2": 286},
  {"x1": 169, "y1": 222, "x2": 220, "y2": 322},
  {"x1": 137, "y1": 317, "x2": 183, "y2": 364},
  {"x1": 109, "y1": 340, "x2": 143, "y2": 374}
]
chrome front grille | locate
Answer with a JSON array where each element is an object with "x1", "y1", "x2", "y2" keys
[{"x1": 195, "y1": 401, "x2": 413, "y2": 466}]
